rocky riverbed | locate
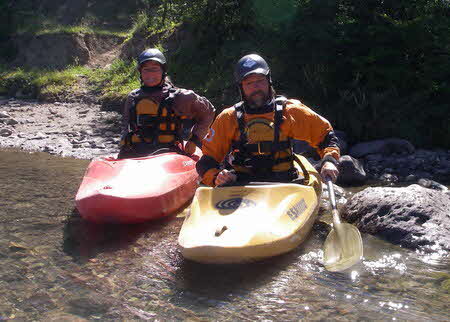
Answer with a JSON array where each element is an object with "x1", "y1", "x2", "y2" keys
[{"x1": 0, "y1": 97, "x2": 121, "y2": 159}]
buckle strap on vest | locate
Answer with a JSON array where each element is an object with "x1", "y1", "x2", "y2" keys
[{"x1": 234, "y1": 102, "x2": 247, "y2": 144}]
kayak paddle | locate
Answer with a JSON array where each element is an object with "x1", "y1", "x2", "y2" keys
[{"x1": 323, "y1": 177, "x2": 363, "y2": 271}]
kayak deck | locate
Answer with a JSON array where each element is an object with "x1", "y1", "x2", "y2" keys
[
  {"x1": 178, "y1": 155, "x2": 322, "y2": 263},
  {"x1": 75, "y1": 149, "x2": 201, "y2": 223}
]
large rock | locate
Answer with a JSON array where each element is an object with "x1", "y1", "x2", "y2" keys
[
  {"x1": 342, "y1": 184, "x2": 450, "y2": 251},
  {"x1": 337, "y1": 155, "x2": 367, "y2": 186},
  {"x1": 349, "y1": 138, "x2": 415, "y2": 158}
]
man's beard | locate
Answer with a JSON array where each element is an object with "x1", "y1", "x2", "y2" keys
[{"x1": 246, "y1": 91, "x2": 270, "y2": 109}]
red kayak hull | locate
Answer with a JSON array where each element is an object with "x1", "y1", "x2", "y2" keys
[{"x1": 75, "y1": 149, "x2": 201, "y2": 223}]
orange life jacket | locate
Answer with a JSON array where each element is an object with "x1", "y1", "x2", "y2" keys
[
  {"x1": 231, "y1": 97, "x2": 297, "y2": 179},
  {"x1": 125, "y1": 88, "x2": 192, "y2": 146}
]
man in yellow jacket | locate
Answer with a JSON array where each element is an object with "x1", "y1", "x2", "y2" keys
[{"x1": 196, "y1": 54, "x2": 340, "y2": 186}]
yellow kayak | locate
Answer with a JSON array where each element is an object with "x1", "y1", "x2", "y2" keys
[{"x1": 178, "y1": 155, "x2": 322, "y2": 264}]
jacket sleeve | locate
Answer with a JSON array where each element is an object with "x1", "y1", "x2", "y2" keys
[
  {"x1": 191, "y1": 95, "x2": 215, "y2": 142},
  {"x1": 176, "y1": 90, "x2": 215, "y2": 143},
  {"x1": 196, "y1": 109, "x2": 236, "y2": 186},
  {"x1": 284, "y1": 100, "x2": 340, "y2": 162}
]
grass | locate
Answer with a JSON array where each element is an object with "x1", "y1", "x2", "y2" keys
[
  {"x1": 36, "y1": 66, "x2": 93, "y2": 99},
  {"x1": 17, "y1": 23, "x2": 129, "y2": 37},
  {"x1": 0, "y1": 65, "x2": 92, "y2": 99},
  {"x1": 0, "y1": 59, "x2": 142, "y2": 106},
  {"x1": 127, "y1": 10, "x2": 181, "y2": 41},
  {"x1": 89, "y1": 59, "x2": 140, "y2": 103}
]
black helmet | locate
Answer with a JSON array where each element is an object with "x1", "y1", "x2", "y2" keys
[
  {"x1": 137, "y1": 48, "x2": 167, "y2": 70},
  {"x1": 234, "y1": 54, "x2": 270, "y2": 83}
]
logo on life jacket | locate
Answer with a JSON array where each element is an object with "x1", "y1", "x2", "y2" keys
[{"x1": 205, "y1": 128, "x2": 215, "y2": 142}]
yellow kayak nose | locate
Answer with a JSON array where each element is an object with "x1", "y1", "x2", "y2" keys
[{"x1": 178, "y1": 155, "x2": 322, "y2": 264}]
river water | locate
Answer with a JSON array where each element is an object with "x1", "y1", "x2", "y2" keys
[{"x1": 1, "y1": 150, "x2": 449, "y2": 320}]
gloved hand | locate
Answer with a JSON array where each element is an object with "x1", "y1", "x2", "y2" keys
[
  {"x1": 214, "y1": 169, "x2": 237, "y2": 186},
  {"x1": 184, "y1": 140, "x2": 196, "y2": 155},
  {"x1": 320, "y1": 161, "x2": 339, "y2": 182}
]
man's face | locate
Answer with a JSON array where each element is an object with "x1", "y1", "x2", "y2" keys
[
  {"x1": 241, "y1": 74, "x2": 270, "y2": 108},
  {"x1": 140, "y1": 61, "x2": 163, "y2": 87}
]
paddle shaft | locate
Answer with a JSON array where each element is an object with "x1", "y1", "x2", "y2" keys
[{"x1": 326, "y1": 178, "x2": 341, "y2": 225}]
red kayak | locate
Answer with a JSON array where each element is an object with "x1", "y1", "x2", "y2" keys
[{"x1": 75, "y1": 147, "x2": 202, "y2": 223}]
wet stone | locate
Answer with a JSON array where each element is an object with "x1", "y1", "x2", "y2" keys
[
  {"x1": 1, "y1": 271, "x2": 27, "y2": 283},
  {"x1": 8, "y1": 242, "x2": 27, "y2": 252},
  {"x1": 0, "y1": 128, "x2": 13, "y2": 137},
  {"x1": 33, "y1": 132, "x2": 47, "y2": 139},
  {"x1": 379, "y1": 173, "x2": 398, "y2": 184},
  {"x1": 7, "y1": 118, "x2": 19, "y2": 125},
  {"x1": 80, "y1": 129, "x2": 93, "y2": 135},
  {"x1": 67, "y1": 297, "x2": 110, "y2": 318},
  {"x1": 41, "y1": 312, "x2": 89, "y2": 322},
  {"x1": 25, "y1": 292, "x2": 57, "y2": 313},
  {"x1": 418, "y1": 178, "x2": 448, "y2": 191},
  {"x1": 405, "y1": 174, "x2": 417, "y2": 182}
]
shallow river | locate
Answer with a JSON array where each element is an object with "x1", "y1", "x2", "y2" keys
[{"x1": 1, "y1": 150, "x2": 449, "y2": 320}]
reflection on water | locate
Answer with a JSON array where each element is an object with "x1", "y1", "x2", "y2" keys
[{"x1": 0, "y1": 150, "x2": 449, "y2": 320}]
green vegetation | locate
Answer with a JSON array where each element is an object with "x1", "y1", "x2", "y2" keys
[
  {"x1": 165, "y1": 0, "x2": 450, "y2": 148},
  {"x1": 1, "y1": 0, "x2": 449, "y2": 148},
  {"x1": 25, "y1": 24, "x2": 129, "y2": 37},
  {"x1": 0, "y1": 65, "x2": 91, "y2": 99},
  {"x1": 0, "y1": 62, "x2": 138, "y2": 103},
  {"x1": 89, "y1": 59, "x2": 140, "y2": 104}
]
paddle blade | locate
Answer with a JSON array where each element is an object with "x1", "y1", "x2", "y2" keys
[{"x1": 323, "y1": 223, "x2": 363, "y2": 272}]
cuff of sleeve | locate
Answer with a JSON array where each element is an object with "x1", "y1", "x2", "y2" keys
[
  {"x1": 319, "y1": 154, "x2": 340, "y2": 169},
  {"x1": 203, "y1": 168, "x2": 221, "y2": 187},
  {"x1": 189, "y1": 134, "x2": 203, "y2": 148}
]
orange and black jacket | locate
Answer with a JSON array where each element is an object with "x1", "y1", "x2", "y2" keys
[
  {"x1": 121, "y1": 83, "x2": 215, "y2": 147},
  {"x1": 196, "y1": 98, "x2": 340, "y2": 186}
]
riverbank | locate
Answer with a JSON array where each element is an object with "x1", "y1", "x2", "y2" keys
[
  {"x1": 0, "y1": 97, "x2": 120, "y2": 159},
  {"x1": 1, "y1": 96, "x2": 449, "y2": 188}
]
